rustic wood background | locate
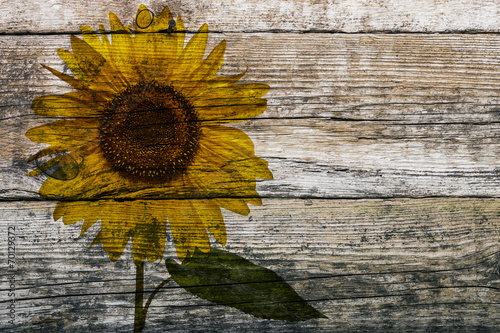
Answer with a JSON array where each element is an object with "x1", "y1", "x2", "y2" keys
[{"x1": 1, "y1": 0, "x2": 499, "y2": 331}]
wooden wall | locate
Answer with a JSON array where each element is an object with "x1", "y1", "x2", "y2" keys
[{"x1": 1, "y1": 0, "x2": 499, "y2": 331}]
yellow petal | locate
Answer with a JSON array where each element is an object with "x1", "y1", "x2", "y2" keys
[
  {"x1": 26, "y1": 119, "x2": 99, "y2": 146},
  {"x1": 98, "y1": 24, "x2": 114, "y2": 63},
  {"x1": 55, "y1": 200, "x2": 169, "y2": 263},
  {"x1": 27, "y1": 153, "x2": 80, "y2": 179},
  {"x1": 132, "y1": 204, "x2": 167, "y2": 263},
  {"x1": 183, "y1": 40, "x2": 226, "y2": 96},
  {"x1": 57, "y1": 49, "x2": 85, "y2": 82},
  {"x1": 28, "y1": 145, "x2": 67, "y2": 163},
  {"x1": 175, "y1": 16, "x2": 186, "y2": 55},
  {"x1": 69, "y1": 36, "x2": 123, "y2": 93},
  {"x1": 70, "y1": 35, "x2": 104, "y2": 74},
  {"x1": 150, "y1": 5, "x2": 174, "y2": 31},
  {"x1": 108, "y1": 12, "x2": 138, "y2": 85},
  {"x1": 232, "y1": 156, "x2": 274, "y2": 180},
  {"x1": 184, "y1": 125, "x2": 273, "y2": 198},
  {"x1": 197, "y1": 39, "x2": 226, "y2": 79},
  {"x1": 215, "y1": 198, "x2": 250, "y2": 216},
  {"x1": 198, "y1": 82, "x2": 269, "y2": 100},
  {"x1": 95, "y1": 24, "x2": 130, "y2": 89},
  {"x1": 36, "y1": 145, "x2": 194, "y2": 200},
  {"x1": 193, "y1": 199, "x2": 227, "y2": 245},
  {"x1": 79, "y1": 27, "x2": 129, "y2": 92},
  {"x1": 200, "y1": 125, "x2": 255, "y2": 160},
  {"x1": 80, "y1": 26, "x2": 105, "y2": 54},
  {"x1": 92, "y1": 202, "x2": 135, "y2": 261},
  {"x1": 190, "y1": 70, "x2": 248, "y2": 99},
  {"x1": 188, "y1": 146, "x2": 260, "y2": 198},
  {"x1": 167, "y1": 201, "x2": 210, "y2": 261},
  {"x1": 245, "y1": 197, "x2": 262, "y2": 206},
  {"x1": 31, "y1": 93, "x2": 103, "y2": 118},
  {"x1": 91, "y1": 228, "x2": 130, "y2": 261},
  {"x1": 194, "y1": 83, "x2": 269, "y2": 122},
  {"x1": 172, "y1": 24, "x2": 208, "y2": 82},
  {"x1": 53, "y1": 201, "x2": 100, "y2": 236},
  {"x1": 109, "y1": 11, "x2": 129, "y2": 32},
  {"x1": 186, "y1": 70, "x2": 248, "y2": 101},
  {"x1": 41, "y1": 65, "x2": 115, "y2": 104},
  {"x1": 133, "y1": 32, "x2": 176, "y2": 81},
  {"x1": 36, "y1": 148, "x2": 110, "y2": 199},
  {"x1": 54, "y1": 201, "x2": 82, "y2": 225},
  {"x1": 41, "y1": 64, "x2": 87, "y2": 91}
]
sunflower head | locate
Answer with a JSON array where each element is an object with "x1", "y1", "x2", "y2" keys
[
  {"x1": 99, "y1": 80, "x2": 201, "y2": 183},
  {"x1": 26, "y1": 4, "x2": 273, "y2": 263}
]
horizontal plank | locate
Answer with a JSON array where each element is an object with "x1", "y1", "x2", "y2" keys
[
  {"x1": 4, "y1": 33, "x2": 500, "y2": 122},
  {"x1": 1, "y1": 34, "x2": 499, "y2": 199},
  {"x1": 3, "y1": 33, "x2": 500, "y2": 122},
  {"x1": 1, "y1": 0, "x2": 500, "y2": 34},
  {"x1": 6, "y1": 117, "x2": 500, "y2": 199},
  {"x1": 0, "y1": 198, "x2": 498, "y2": 331}
]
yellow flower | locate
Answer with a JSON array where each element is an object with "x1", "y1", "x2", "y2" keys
[{"x1": 26, "y1": 4, "x2": 272, "y2": 263}]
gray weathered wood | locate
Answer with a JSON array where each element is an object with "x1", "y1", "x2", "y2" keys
[
  {"x1": 1, "y1": 0, "x2": 500, "y2": 33},
  {"x1": 0, "y1": 198, "x2": 499, "y2": 331}
]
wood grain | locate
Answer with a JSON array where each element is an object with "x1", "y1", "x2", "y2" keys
[
  {"x1": 0, "y1": 198, "x2": 498, "y2": 331},
  {"x1": 1, "y1": 0, "x2": 500, "y2": 34},
  {"x1": 1, "y1": 34, "x2": 499, "y2": 199},
  {"x1": 1, "y1": 0, "x2": 499, "y2": 331}
]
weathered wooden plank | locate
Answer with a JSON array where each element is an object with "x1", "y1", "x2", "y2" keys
[
  {"x1": 5, "y1": 117, "x2": 498, "y2": 200},
  {"x1": 4, "y1": 34, "x2": 500, "y2": 122},
  {"x1": 1, "y1": 34, "x2": 499, "y2": 199},
  {"x1": 1, "y1": 0, "x2": 500, "y2": 34},
  {"x1": 0, "y1": 198, "x2": 498, "y2": 331}
]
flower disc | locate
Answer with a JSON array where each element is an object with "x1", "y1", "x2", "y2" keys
[{"x1": 99, "y1": 80, "x2": 200, "y2": 183}]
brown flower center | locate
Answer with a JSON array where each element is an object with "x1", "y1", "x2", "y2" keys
[{"x1": 99, "y1": 81, "x2": 200, "y2": 183}]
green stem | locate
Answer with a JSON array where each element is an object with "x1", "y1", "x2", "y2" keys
[
  {"x1": 134, "y1": 261, "x2": 146, "y2": 333},
  {"x1": 134, "y1": 262, "x2": 173, "y2": 333},
  {"x1": 144, "y1": 277, "x2": 173, "y2": 313}
]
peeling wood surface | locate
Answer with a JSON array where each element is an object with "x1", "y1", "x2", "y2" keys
[{"x1": 0, "y1": 0, "x2": 499, "y2": 332}]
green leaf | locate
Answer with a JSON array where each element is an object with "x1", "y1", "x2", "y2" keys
[
  {"x1": 33, "y1": 152, "x2": 81, "y2": 180},
  {"x1": 165, "y1": 248, "x2": 326, "y2": 321}
]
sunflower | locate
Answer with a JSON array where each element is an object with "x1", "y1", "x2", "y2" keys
[{"x1": 26, "y1": 4, "x2": 272, "y2": 263}]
